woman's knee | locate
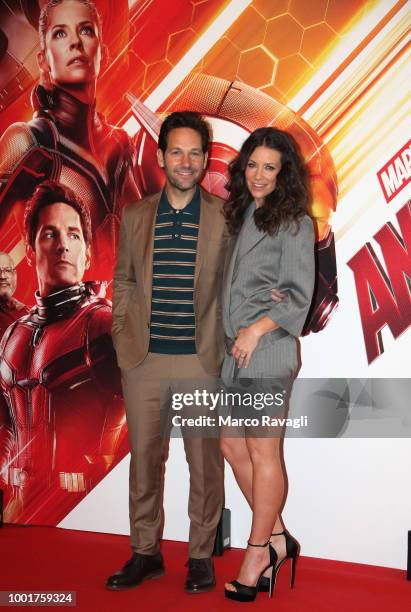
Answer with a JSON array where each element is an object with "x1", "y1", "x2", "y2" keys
[
  {"x1": 247, "y1": 438, "x2": 281, "y2": 466},
  {"x1": 220, "y1": 437, "x2": 246, "y2": 464}
]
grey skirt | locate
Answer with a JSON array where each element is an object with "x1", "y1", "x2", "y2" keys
[{"x1": 219, "y1": 334, "x2": 299, "y2": 438}]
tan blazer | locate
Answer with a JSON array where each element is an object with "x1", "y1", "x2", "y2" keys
[{"x1": 112, "y1": 188, "x2": 228, "y2": 374}]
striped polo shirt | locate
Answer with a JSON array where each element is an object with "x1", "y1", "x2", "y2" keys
[{"x1": 148, "y1": 187, "x2": 200, "y2": 354}]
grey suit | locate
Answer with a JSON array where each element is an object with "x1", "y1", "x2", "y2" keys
[{"x1": 222, "y1": 203, "x2": 315, "y2": 383}]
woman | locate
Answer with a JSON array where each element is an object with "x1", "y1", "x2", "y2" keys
[
  {"x1": 220, "y1": 127, "x2": 315, "y2": 602},
  {"x1": 0, "y1": 0, "x2": 139, "y2": 287}
]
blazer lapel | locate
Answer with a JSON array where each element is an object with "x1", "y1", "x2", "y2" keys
[
  {"x1": 195, "y1": 189, "x2": 217, "y2": 288},
  {"x1": 222, "y1": 233, "x2": 239, "y2": 323},
  {"x1": 142, "y1": 192, "x2": 161, "y2": 320},
  {"x1": 234, "y1": 207, "x2": 266, "y2": 271},
  {"x1": 222, "y1": 205, "x2": 255, "y2": 330},
  {"x1": 222, "y1": 234, "x2": 237, "y2": 288}
]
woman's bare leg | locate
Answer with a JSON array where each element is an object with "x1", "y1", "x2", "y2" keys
[
  {"x1": 220, "y1": 433, "x2": 253, "y2": 506},
  {"x1": 223, "y1": 436, "x2": 285, "y2": 590}
]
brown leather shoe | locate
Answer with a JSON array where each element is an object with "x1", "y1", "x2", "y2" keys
[
  {"x1": 184, "y1": 557, "x2": 216, "y2": 593},
  {"x1": 106, "y1": 552, "x2": 164, "y2": 590}
]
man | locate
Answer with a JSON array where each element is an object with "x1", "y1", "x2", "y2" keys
[
  {"x1": 0, "y1": 181, "x2": 127, "y2": 525},
  {"x1": 107, "y1": 112, "x2": 227, "y2": 593},
  {"x1": 0, "y1": 252, "x2": 29, "y2": 339}
]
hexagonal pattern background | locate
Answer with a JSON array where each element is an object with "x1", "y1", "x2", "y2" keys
[
  {"x1": 123, "y1": 0, "x2": 234, "y2": 102},
  {"x1": 103, "y1": 0, "x2": 382, "y2": 119},
  {"x1": 196, "y1": 0, "x2": 381, "y2": 104}
]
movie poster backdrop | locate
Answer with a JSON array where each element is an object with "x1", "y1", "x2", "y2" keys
[{"x1": 0, "y1": 0, "x2": 409, "y2": 526}]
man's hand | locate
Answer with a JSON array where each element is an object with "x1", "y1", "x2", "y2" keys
[{"x1": 271, "y1": 289, "x2": 286, "y2": 302}]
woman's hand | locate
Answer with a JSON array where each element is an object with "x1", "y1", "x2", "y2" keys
[
  {"x1": 232, "y1": 326, "x2": 261, "y2": 369},
  {"x1": 231, "y1": 291, "x2": 286, "y2": 368}
]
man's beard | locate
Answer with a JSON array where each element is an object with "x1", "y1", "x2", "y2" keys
[
  {"x1": 166, "y1": 170, "x2": 200, "y2": 192},
  {"x1": 0, "y1": 287, "x2": 13, "y2": 302}
]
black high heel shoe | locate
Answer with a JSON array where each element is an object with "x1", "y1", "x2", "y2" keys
[
  {"x1": 224, "y1": 539, "x2": 278, "y2": 602},
  {"x1": 259, "y1": 530, "x2": 300, "y2": 593}
]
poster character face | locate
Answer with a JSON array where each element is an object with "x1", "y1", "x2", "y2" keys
[
  {"x1": 27, "y1": 202, "x2": 91, "y2": 296},
  {"x1": 0, "y1": 253, "x2": 17, "y2": 299},
  {"x1": 157, "y1": 127, "x2": 208, "y2": 192},
  {"x1": 38, "y1": 0, "x2": 102, "y2": 87},
  {"x1": 245, "y1": 146, "x2": 282, "y2": 208}
]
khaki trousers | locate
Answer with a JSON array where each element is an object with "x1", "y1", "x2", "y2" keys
[{"x1": 121, "y1": 352, "x2": 224, "y2": 558}]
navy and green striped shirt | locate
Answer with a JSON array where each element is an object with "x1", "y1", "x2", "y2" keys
[{"x1": 149, "y1": 187, "x2": 200, "y2": 354}]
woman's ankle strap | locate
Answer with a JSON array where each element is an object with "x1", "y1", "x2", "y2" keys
[
  {"x1": 271, "y1": 531, "x2": 286, "y2": 536},
  {"x1": 247, "y1": 539, "x2": 270, "y2": 547}
]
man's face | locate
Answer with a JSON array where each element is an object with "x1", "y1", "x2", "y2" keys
[
  {"x1": 0, "y1": 253, "x2": 17, "y2": 299},
  {"x1": 157, "y1": 127, "x2": 208, "y2": 192},
  {"x1": 27, "y1": 202, "x2": 91, "y2": 296}
]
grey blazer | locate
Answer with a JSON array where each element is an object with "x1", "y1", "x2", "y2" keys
[{"x1": 222, "y1": 205, "x2": 315, "y2": 372}]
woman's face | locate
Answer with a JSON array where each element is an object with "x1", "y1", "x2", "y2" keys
[
  {"x1": 245, "y1": 146, "x2": 282, "y2": 207},
  {"x1": 41, "y1": 0, "x2": 102, "y2": 86}
]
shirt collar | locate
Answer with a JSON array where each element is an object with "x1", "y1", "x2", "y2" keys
[{"x1": 158, "y1": 185, "x2": 200, "y2": 215}]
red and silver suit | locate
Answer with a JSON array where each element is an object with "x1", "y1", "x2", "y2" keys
[
  {"x1": 0, "y1": 85, "x2": 141, "y2": 290},
  {"x1": 0, "y1": 281, "x2": 127, "y2": 525}
]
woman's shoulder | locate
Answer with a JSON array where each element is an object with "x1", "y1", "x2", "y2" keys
[
  {"x1": 300, "y1": 214, "x2": 315, "y2": 239},
  {"x1": 280, "y1": 214, "x2": 314, "y2": 238},
  {"x1": 299, "y1": 213, "x2": 315, "y2": 233},
  {"x1": 101, "y1": 116, "x2": 132, "y2": 148},
  {"x1": 0, "y1": 122, "x2": 35, "y2": 174}
]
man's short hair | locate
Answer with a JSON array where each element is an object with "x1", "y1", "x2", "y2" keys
[
  {"x1": 24, "y1": 181, "x2": 92, "y2": 248},
  {"x1": 158, "y1": 111, "x2": 210, "y2": 154}
]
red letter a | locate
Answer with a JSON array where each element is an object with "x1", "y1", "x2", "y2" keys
[
  {"x1": 374, "y1": 202, "x2": 411, "y2": 320},
  {"x1": 347, "y1": 243, "x2": 406, "y2": 364}
]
